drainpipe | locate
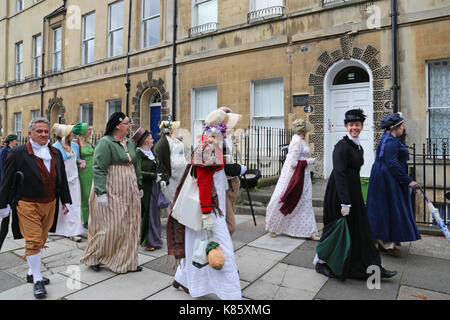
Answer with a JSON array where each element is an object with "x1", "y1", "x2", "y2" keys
[
  {"x1": 171, "y1": 0, "x2": 177, "y2": 120},
  {"x1": 125, "y1": 0, "x2": 132, "y2": 117},
  {"x1": 391, "y1": 0, "x2": 399, "y2": 114}
]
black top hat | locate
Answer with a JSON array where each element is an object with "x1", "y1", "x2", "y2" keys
[{"x1": 344, "y1": 109, "x2": 366, "y2": 124}]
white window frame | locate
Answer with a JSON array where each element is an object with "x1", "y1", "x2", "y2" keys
[
  {"x1": 108, "y1": 0, "x2": 124, "y2": 57},
  {"x1": 80, "y1": 103, "x2": 94, "y2": 127},
  {"x1": 82, "y1": 12, "x2": 95, "y2": 65},
  {"x1": 106, "y1": 99, "x2": 122, "y2": 121},
  {"x1": 192, "y1": 0, "x2": 218, "y2": 26},
  {"x1": 426, "y1": 58, "x2": 450, "y2": 152},
  {"x1": 141, "y1": 0, "x2": 161, "y2": 48},
  {"x1": 17, "y1": 0, "x2": 24, "y2": 12},
  {"x1": 250, "y1": 0, "x2": 283, "y2": 11},
  {"x1": 250, "y1": 77, "x2": 284, "y2": 128},
  {"x1": 31, "y1": 110, "x2": 40, "y2": 119},
  {"x1": 14, "y1": 112, "x2": 22, "y2": 138},
  {"x1": 190, "y1": 85, "x2": 218, "y2": 146},
  {"x1": 52, "y1": 27, "x2": 62, "y2": 72},
  {"x1": 33, "y1": 34, "x2": 41, "y2": 77},
  {"x1": 16, "y1": 42, "x2": 23, "y2": 81}
]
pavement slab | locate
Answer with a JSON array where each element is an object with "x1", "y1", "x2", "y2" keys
[
  {"x1": 0, "y1": 252, "x2": 27, "y2": 270},
  {"x1": 0, "y1": 238, "x2": 25, "y2": 253},
  {"x1": 401, "y1": 254, "x2": 450, "y2": 295},
  {"x1": 281, "y1": 239, "x2": 318, "y2": 270},
  {"x1": 0, "y1": 273, "x2": 87, "y2": 300},
  {"x1": 230, "y1": 216, "x2": 268, "y2": 244},
  {"x1": 235, "y1": 246, "x2": 287, "y2": 283},
  {"x1": 142, "y1": 254, "x2": 178, "y2": 277},
  {"x1": 64, "y1": 268, "x2": 173, "y2": 300},
  {"x1": 397, "y1": 285, "x2": 450, "y2": 300},
  {"x1": 316, "y1": 275, "x2": 401, "y2": 300},
  {"x1": 408, "y1": 236, "x2": 450, "y2": 261},
  {"x1": 59, "y1": 264, "x2": 117, "y2": 286},
  {"x1": 0, "y1": 270, "x2": 25, "y2": 293},
  {"x1": 247, "y1": 233, "x2": 305, "y2": 254}
]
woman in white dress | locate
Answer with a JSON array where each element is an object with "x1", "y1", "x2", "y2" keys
[
  {"x1": 265, "y1": 119, "x2": 320, "y2": 240},
  {"x1": 50, "y1": 124, "x2": 85, "y2": 242},
  {"x1": 153, "y1": 121, "x2": 188, "y2": 203},
  {"x1": 167, "y1": 109, "x2": 242, "y2": 300}
]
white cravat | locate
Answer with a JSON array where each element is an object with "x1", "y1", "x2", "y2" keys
[
  {"x1": 138, "y1": 147, "x2": 155, "y2": 160},
  {"x1": 30, "y1": 139, "x2": 52, "y2": 172},
  {"x1": 347, "y1": 133, "x2": 361, "y2": 150}
]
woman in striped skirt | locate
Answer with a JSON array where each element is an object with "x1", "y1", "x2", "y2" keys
[{"x1": 80, "y1": 112, "x2": 143, "y2": 274}]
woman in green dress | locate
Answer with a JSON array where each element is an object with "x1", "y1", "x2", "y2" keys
[
  {"x1": 132, "y1": 128, "x2": 169, "y2": 251},
  {"x1": 73, "y1": 122, "x2": 94, "y2": 228}
]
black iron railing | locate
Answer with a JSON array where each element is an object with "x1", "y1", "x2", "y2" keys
[
  {"x1": 408, "y1": 139, "x2": 449, "y2": 226},
  {"x1": 231, "y1": 126, "x2": 294, "y2": 179}
]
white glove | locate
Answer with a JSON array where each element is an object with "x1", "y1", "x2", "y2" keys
[
  {"x1": 156, "y1": 174, "x2": 162, "y2": 182},
  {"x1": 306, "y1": 158, "x2": 316, "y2": 165},
  {"x1": 409, "y1": 181, "x2": 420, "y2": 190},
  {"x1": 97, "y1": 194, "x2": 108, "y2": 206},
  {"x1": 341, "y1": 205, "x2": 350, "y2": 216},
  {"x1": 159, "y1": 180, "x2": 167, "y2": 190},
  {"x1": 139, "y1": 189, "x2": 144, "y2": 198},
  {"x1": 202, "y1": 214, "x2": 214, "y2": 231},
  {"x1": 0, "y1": 205, "x2": 11, "y2": 219},
  {"x1": 240, "y1": 165, "x2": 247, "y2": 176}
]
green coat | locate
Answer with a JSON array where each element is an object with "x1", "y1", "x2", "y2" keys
[
  {"x1": 136, "y1": 149, "x2": 167, "y2": 246},
  {"x1": 93, "y1": 135, "x2": 141, "y2": 196},
  {"x1": 153, "y1": 135, "x2": 171, "y2": 177}
]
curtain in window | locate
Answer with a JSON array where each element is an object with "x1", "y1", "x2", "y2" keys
[
  {"x1": 253, "y1": 78, "x2": 284, "y2": 128},
  {"x1": 196, "y1": 0, "x2": 217, "y2": 25},
  {"x1": 429, "y1": 60, "x2": 450, "y2": 150}
]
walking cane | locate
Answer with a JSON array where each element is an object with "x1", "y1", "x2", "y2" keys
[
  {"x1": 240, "y1": 174, "x2": 257, "y2": 227},
  {"x1": 418, "y1": 186, "x2": 450, "y2": 243}
]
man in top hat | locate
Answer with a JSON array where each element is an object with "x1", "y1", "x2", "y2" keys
[
  {"x1": 0, "y1": 117, "x2": 71, "y2": 298},
  {"x1": 0, "y1": 134, "x2": 19, "y2": 251}
]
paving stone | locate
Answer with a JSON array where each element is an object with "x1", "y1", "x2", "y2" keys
[
  {"x1": 231, "y1": 216, "x2": 268, "y2": 244},
  {"x1": 59, "y1": 264, "x2": 117, "y2": 286},
  {"x1": 14, "y1": 241, "x2": 76, "y2": 259},
  {"x1": 273, "y1": 287, "x2": 317, "y2": 300},
  {"x1": 235, "y1": 246, "x2": 286, "y2": 283},
  {"x1": 397, "y1": 285, "x2": 450, "y2": 300},
  {"x1": 0, "y1": 252, "x2": 27, "y2": 270},
  {"x1": 316, "y1": 275, "x2": 402, "y2": 300},
  {"x1": 401, "y1": 254, "x2": 450, "y2": 295},
  {"x1": 65, "y1": 268, "x2": 173, "y2": 300},
  {"x1": 234, "y1": 214, "x2": 254, "y2": 225},
  {"x1": 146, "y1": 286, "x2": 218, "y2": 300},
  {"x1": 248, "y1": 233, "x2": 305, "y2": 254},
  {"x1": 259, "y1": 264, "x2": 328, "y2": 293},
  {"x1": 281, "y1": 239, "x2": 318, "y2": 269},
  {"x1": 0, "y1": 238, "x2": 24, "y2": 253},
  {"x1": 0, "y1": 273, "x2": 87, "y2": 300},
  {"x1": 143, "y1": 254, "x2": 177, "y2": 277},
  {"x1": 0, "y1": 270, "x2": 25, "y2": 293},
  {"x1": 409, "y1": 236, "x2": 450, "y2": 261},
  {"x1": 242, "y1": 280, "x2": 280, "y2": 300}
]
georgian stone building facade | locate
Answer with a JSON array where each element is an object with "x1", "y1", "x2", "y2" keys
[{"x1": 1, "y1": 0, "x2": 449, "y2": 181}]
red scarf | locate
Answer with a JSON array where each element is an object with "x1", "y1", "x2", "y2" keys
[{"x1": 279, "y1": 160, "x2": 307, "y2": 215}]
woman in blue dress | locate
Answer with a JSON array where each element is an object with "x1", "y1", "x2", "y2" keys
[{"x1": 366, "y1": 113, "x2": 421, "y2": 257}]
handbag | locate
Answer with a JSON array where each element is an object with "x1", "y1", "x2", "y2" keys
[
  {"x1": 157, "y1": 189, "x2": 171, "y2": 209},
  {"x1": 171, "y1": 174, "x2": 203, "y2": 231}
]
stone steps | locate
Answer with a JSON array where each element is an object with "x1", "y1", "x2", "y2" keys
[{"x1": 235, "y1": 204, "x2": 324, "y2": 223}]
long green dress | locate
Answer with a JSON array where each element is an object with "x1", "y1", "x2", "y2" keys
[{"x1": 79, "y1": 143, "x2": 94, "y2": 224}]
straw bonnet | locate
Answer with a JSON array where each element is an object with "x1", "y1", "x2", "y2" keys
[
  {"x1": 131, "y1": 127, "x2": 150, "y2": 147},
  {"x1": 51, "y1": 123, "x2": 74, "y2": 139},
  {"x1": 291, "y1": 118, "x2": 313, "y2": 133},
  {"x1": 159, "y1": 120, "x2": 180, "y2": 133},
  {"x1": 205, "y1": 109, "x2": 241, "y2": 131}
]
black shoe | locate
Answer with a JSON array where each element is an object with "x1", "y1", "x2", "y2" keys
[
  {"x1": 315, "y1": 263, "x2": 337, "y2": 278},
  {"x1": 128, "y1": 266, "x2": 143, "y2": 273},
  {"x1": 173, "y1": 280, "x2": 189, "y2": 294},
  {"x1": 33, "y1": 281, "x2": 47, "y2": 299},
  {"x1": 27, "y1": 275, "x2": 50, "y2": 285},
  {"x1": 90, "y1": 264, "x2": 101, "y2": 272},
  {"x1": 380, "y1": 267, "x2": 397, "y2": 279}
]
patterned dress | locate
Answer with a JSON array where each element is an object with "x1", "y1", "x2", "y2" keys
[{"x1": 265, "y1": 134, "x2": 319, "y2": 238}]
